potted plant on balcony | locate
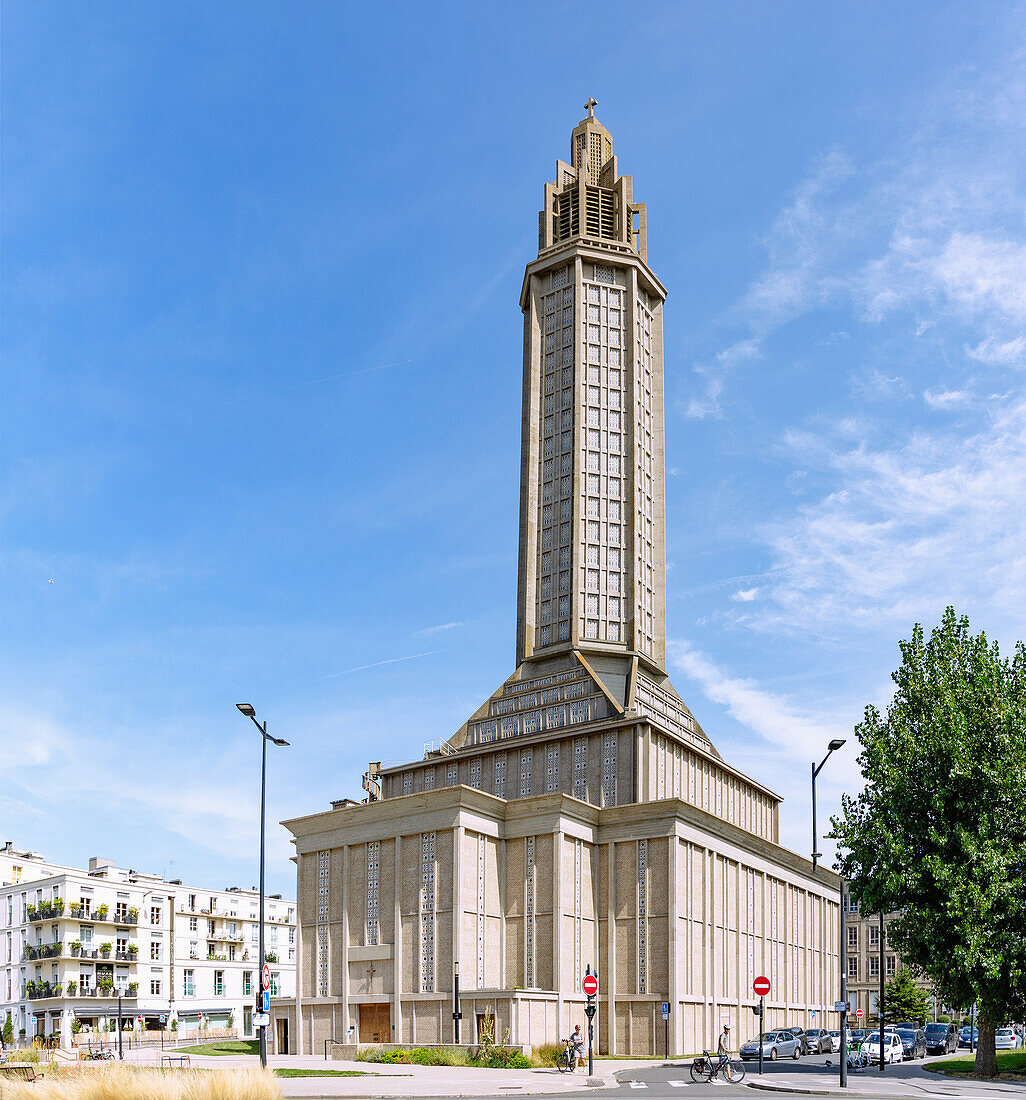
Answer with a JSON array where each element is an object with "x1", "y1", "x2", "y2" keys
[
  {"x1": 69, "y1": 901, "x2": 82, "y2": 917},
  {"x1": 265, "y1": 952, "x2": 277, "y2": 963},
  {"x1": 127, "y1": 943, "x2": 138, "y2": 957},
  {"x1": 26, "y1": 903, "x2": 36, "y2": 919},
  {"x1": 53, "y1": 897, "x2": 64, "y2": 915},
  {"x1": 99, "y1": 942, "x2": 112, "y2": 958},
  {"x1": 26, "y1": 980, "x2": 36, "y2": 997},
  {"x1": 52, "y1": 985, "x2": 62, "y2": 997},
  {"x1": 66, "y1": 980, "x2": 78, "y2": 995},
  {"x1": 71, "y1": 1018, "x2": 82, "y2": 1035},
  {"x1": 126, "y1": 906, "x2": 139, "y2": 924},
  {"x1": 95, "y1": 904, "x2": 109, "y2": 921},
  {"x1": 98, "y1": 978, "x2": 113, "y2": 996},
  {"x1": 127, "y1": 982, "x2": 138, "y2": 996}
]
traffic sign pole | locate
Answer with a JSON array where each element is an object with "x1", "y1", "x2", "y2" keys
[
  {"x1": 752, "y1": 998, "x2": 760, "y2": 1073},
  {"x1": 752, "y1": 977, "x2": 771, "y2": 1076},
  {"x1": 583, "y1": 967, "x2": 598, "y2": 1076}
]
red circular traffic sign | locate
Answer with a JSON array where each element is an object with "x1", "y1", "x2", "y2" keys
[
  {"x1": 753, "y1": 976, "x2": 771, "y2": 997},
  {"x1": 582, "y1": 974, "x2": 599, "y2": 997},
  {"x1": 855, "y1": 1009, "x2": 864, "y2": 1019},
  {"x1": 262, "y1": 964, "x2": 271, "y2": 990}
]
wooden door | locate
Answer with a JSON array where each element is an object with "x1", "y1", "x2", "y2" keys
[{"x1": 359, "y1": 1003, "x2": 390, "y2": 1043}]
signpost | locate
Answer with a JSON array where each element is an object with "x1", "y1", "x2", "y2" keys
[
  {"x1": 661, "y1": 1002, "x2": 670, "y2": 1058},
  {"x1": 856, "y1": 1009, "x2": 864, "y2": 1020},
  {"x1": 582, "y1": 969, "x2": 598, "y2": 1076},
  {"x1": 261, "y1": 965, "x2": 271, "y2": 991},
  {"x1": 262, "y1": 990, "x2": 270, "y2": 1014},
  {"x1": 253, "y1": 1013, "x2": 270, "y2": 1029},
  {"x1": 753, "y1": 977, "x2": 770, "y2": 1076}
]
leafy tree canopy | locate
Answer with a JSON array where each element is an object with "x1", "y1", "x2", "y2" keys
[{"x1": 832, "y1": 608, "x2": 1026, "y2": 1075}]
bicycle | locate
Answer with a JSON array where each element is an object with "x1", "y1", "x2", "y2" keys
[
  {"x1": 690, "y1": 1050, "x2": 746, "y2": 1084},
  {"x1": 556, "y1": 1038, "x2": 582, "y2": 1073},
  {"x1": 846, "y1": 1047, "x2": 871, "y2": 1072}
]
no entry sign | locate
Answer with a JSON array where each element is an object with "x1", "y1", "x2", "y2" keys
[
  {"x1": 856, "y1": 1008, "x2": 864, "y2": 1019},
  {"x1": 262, "y1": 964, "x2": 271, "y2": 990},
  {"x1": 753, "y1": 976, "x2": 771, "y2": 997},
  {"x1": 582, "y1": 973, "x2": 599, "y2": 997}
]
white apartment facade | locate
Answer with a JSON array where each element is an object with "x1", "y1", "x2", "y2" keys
[{"x1": 0, "y1": 843, "x2": 295, "y2": 1046}]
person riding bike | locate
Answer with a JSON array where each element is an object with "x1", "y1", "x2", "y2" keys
[
  {"x1": 571, "y1": 1024, "x2": 585, "y2": 1067},
  {"x1": 717, "y1": 1024, "x2": 731, "y2": 1072}
]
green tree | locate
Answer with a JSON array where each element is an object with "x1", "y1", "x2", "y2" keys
[
  {"x1": 879, "y1": 967, "x2": 930, "y2": 1024},
  {"x1": 2, "y1": 1012, "x2": 13, "y2": 1045},
  {"x1": 831, "y1": 608, "x2": 1026, "y2": 1078}
]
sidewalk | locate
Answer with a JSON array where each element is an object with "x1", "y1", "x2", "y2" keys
[
  {"x1": 120, "y1": 1046, "x2": 665, "y2": 1097},
  {"x1": 743, "y1": 1064, "x2": 1026, "y2": 1097}
]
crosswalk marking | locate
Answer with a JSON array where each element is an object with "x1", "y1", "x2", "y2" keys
[
  {"x1": 667, "y1": 1082, "x2": 689, "y2": 1088},
  {"x1": 627, "y1": 1082, "x2": 648, "y2": 1089}
]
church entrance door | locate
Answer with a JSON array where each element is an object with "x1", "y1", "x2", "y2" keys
[{"x1": 358, "y1": 1003, "x2": 390, "y2": 1043}]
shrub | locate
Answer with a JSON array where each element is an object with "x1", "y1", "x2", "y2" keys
[
  {"x1": 483, "y1": 1049, "x2": 532, "y2": 1069},
  {"x1": 533, "y1": 1043, "x2": 564, "y2": 1067},
  {"x1": 2, "y1": 1013, "x2": 13, "y2": 1045},
  {"x1": 96, "y1": 904, "x2": 109, "y2": 920},
  {"x1": 379, "y1": 1049, "x2": 412, "y2": 1063}
]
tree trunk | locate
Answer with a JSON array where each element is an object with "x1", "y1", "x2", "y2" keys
[{"x1": 973, "y1": 1021, "x2": 997, "y2": 1078}]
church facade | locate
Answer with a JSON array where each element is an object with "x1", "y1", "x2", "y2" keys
[{"x1": 273, "y1": 107, "x2": 840, "y2": 1057}]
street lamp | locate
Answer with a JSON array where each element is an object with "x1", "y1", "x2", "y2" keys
[
  {"x1": 812, "y1": 739, "x2": 846, "y2": 873},
  {"x1": 810, "y1": 738, "x2": 846, "y2": 1088},
  {"x1": 236, "y1": 703, "x2": 290, "y2": 1069}
]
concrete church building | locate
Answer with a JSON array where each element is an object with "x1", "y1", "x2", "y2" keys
[{"x1": 274, "y1": 106, "x2": 841, "y2": 1057}]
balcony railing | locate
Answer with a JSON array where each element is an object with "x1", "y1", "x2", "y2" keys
[
  {"x1": 66, "y1": 909, "x2": 139, "y2": 926},
  {"x1": 23, "y1": 943, "x2": 63, "y2": 961}
]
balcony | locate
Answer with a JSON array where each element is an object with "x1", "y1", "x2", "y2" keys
[
  {"x1": 67, "y1": 907, "x2": 139, "y2": 926},
  {"x1": 73, "y1": 986, "x2": 139, "y2": 999},
  {"x1": 26, "y1": 983, "x2": 62, "y2": 1000},
  {"x1": 23, "y1": 943, "x2": 63, "y2": 961}
]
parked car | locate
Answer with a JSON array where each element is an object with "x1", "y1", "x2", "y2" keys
[
  {"x1": 995, "y1": 1028, "x2": 1022, "y2": 1050},
  {"x1": 958, "y1": 1026, "x2": 978, "y2": 1049},
  {"x1": 789, "y1": 1026, "x2": 810, "y2": 1054},
  {"x1": 894, "y1": 1028, "x2": 927, "y2": 1060},
  {"x1": 739, "y1": 1031, "x2": 804, "y2": 1061},
  {"x1": 923, "y1": 1022, "x2": 958, "y2": 1054},
  {"x1": 803, "y1": 1028, "x2": 833, "y2": 1054},
  {"x1": 860, "y1": 1031, "x2": 904, "y2": 1064},
  {"x1": 825, "y1": 1030, "x2": 846, "y2": 1053},
  {"x1": 849, "y1": 1028, "x2": 867, "y2": 1046}
]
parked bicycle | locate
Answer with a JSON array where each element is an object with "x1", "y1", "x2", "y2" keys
[
  {"x1": 847, "y1": 1047, "x2": 871, "y2": 1072},
  {"x1": 690, "y1": 1050, "x2": 746, "y2": 1083}
]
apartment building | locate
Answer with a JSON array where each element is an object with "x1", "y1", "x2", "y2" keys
[
  {"x1": 844, "y1": 901, "x2": 946, "y2": 1020},
  {"x1": 0, "y1": 843, "x2": 295, "y2": 1045}
]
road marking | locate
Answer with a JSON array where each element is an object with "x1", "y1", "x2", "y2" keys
[
  {"x1": 667, "y1": 1082, "x2": 689, "y2": 1088},
  {"x1": 627, "y1": 1082, "x2": 648, "y2": 1089}
]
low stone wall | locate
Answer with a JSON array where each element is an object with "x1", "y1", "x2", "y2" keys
[{"x1": 331, "y1": 1042, "x2": 533, "y2": 1062}]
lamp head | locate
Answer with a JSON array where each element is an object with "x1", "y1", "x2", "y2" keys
[
  {"x1": 271, "y1": 737, "x2": 290, "y2": 747},
  {"x1": 828, "y1": 738, "x2": 847, "y2": 751},
  {"x1": 236, "y1": 703, "x2": 256, "y2": 718}
]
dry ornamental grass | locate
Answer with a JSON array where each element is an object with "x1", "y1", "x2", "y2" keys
[{"x1": 0, "y1": 1064, "x2": 282, "y2": 1100}]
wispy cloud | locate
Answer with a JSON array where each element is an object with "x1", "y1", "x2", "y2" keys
[
  {"x1": 731, "y1": 587, "x2": 759, "y2": 602},
  {"x1": 303, "y1": 649, "x2": 446, "y2": 683},
  {"x1": 417, "y1": 621, "x2": 464, "y2": 636},
  {"x1": 923, "y1": 388, "x2": 971, "y2": 410}
]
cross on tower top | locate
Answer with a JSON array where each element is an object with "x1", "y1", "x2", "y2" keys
[{"x1": 585, "y1": 97, "x2": 597, "y2": 119}]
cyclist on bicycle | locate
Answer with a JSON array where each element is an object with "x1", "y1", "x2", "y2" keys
[
  {"x1": 571, "y1": 1024, "x2": 585, "y2": 1067},
  {"x1": 717, "y1": 1024, "x2": 731, "y2": 1071}
]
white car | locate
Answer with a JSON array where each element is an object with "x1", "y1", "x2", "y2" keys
[
  {"x1": 860, "y1": 1032, "x2": 904, "y2": 1064},
  {"x1": 995, "y1": 1028, "x2": 1022, "y2": 1050}
]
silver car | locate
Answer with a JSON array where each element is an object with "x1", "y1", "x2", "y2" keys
[
  {"x1": 995, "y1": 1028, "x2": 1022, "y2": 1050},
  {"x1": 803, "y1": 1028, "x2": 833, "y2": 1054},
  {"x1": 739, "y1": 1030, "x2": 803, "y2": 1061}
]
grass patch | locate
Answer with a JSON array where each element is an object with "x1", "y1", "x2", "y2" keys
[
  {"x1": 0, "y1": 1064, "x2": 280, "y2": 1098},
  {"x1": 274, "y1": 1068, "x2": 373, "y2": 1077},
  {"x1": 175, "y1": 1040, "x2": 261, "y2": 1057},
  {"x1": 925, "y1": 1050, "x2": 1026, "y2": 1079}
]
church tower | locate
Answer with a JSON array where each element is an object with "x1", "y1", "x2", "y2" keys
[{"x1": 516, "y1": 100, "x2": 667, "y2": 675}]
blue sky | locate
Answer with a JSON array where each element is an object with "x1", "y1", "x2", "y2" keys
[{"x1": 3, "y1": 2, "x2": 1025, "y2": 896}]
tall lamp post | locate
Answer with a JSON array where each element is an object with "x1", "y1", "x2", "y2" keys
[
  {"x1": 811, "y1": 738, "x2": 846, "y2": 1087},
  {"x1": 237, "y1": 703, "x2": 290, "y2": 1069},
  {"x1": 812, "y1": 739, "x2": 846, "y2": 873}
]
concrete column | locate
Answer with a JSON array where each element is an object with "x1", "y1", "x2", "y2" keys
[
  {"x1": 452, "y1": 825, "x2": 463, "y2": 1042},
  {"x1": 667, "y1": 833, "x2": 678, "y2": 1057},
  {"x1": 704, "y1": 848, "x2": 713, "y2": 1047},
  {"x1": 606, "y1": 842, "x2": 616, "y2": 1055},
  {"x1": 553, "y1": 828, "x2": 564, "y2": 1037},
  {"x1": 340, "y1": 845, "x2": 349, "y2": 1037},
  {"x1": 294, "y1": 855, "x2": 305, "y2": 1054},
  {"x1": 393, "y1": 833, "x2": 403, "y2": 1044}
]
